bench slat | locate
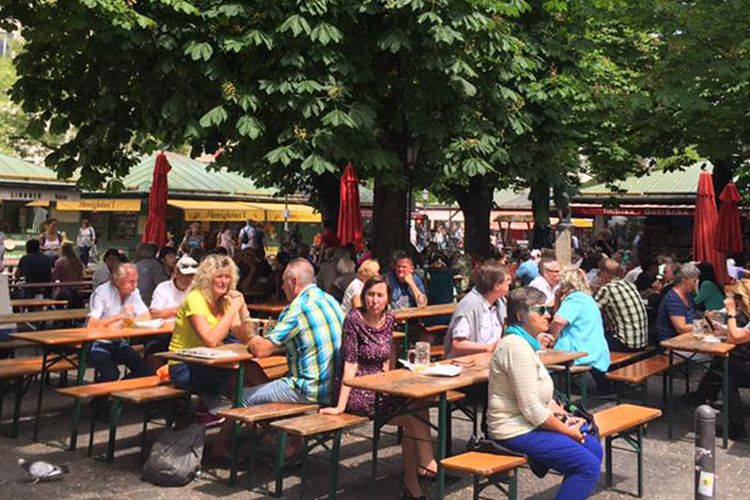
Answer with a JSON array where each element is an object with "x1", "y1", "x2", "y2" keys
[
  {"x1": 57, "y1": 375, "x2": 162, "y2": 399},
  {"x1": 0, "y1": 356, "x2": 76, "y2": 378},
  {"x1": 609, "y1": 347, "x2": 655, "y2": 367},
  {"x1": 595, "y1": 403, "x2": 662, "y2": 438},
  {"x1": 271, "y1": 413, "x2": 368, "y2": 436},
  {"x1": 606, "y1": 354, "x2": 684, "y2": 384},
  {"x1": 441, "y1": 451, "x2": 527, "y2": 476},
  {"x1": 219, "y1": 402, "x2": 319, "y2": 423},
  {"x1": 111, "y1": 386, "x2": 186, "y2": 404}
]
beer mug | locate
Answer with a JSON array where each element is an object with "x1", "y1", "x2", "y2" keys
[{"x1": 408, "y1": 341, "x2": 431, "y2": 370}]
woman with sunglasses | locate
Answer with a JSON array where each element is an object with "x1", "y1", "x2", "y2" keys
[
  {"x1": 168, "y1": 254, "x2": 255, "y2": 425},
  {"x1": 548, "y1": 267, "x2": 611, "y2": 393},
  {"x1": 488, "y1": 287, "x2": 602, "y2": 500}
]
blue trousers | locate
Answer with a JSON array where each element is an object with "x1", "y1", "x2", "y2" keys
[
  {"x1": 497, "y1": 427, "x2": 602, "y2": 500},
  {"x1": 89, "y1": 341, "x2": 153, "y2": 382}
]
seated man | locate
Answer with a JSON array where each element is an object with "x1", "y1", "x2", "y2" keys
[
  {"x1": 384, "y1": 250, "x2": 427, "y2": 309},
  {"x1": 444, "y1": 260, "x2": 510, "y2": 358},
  {"x1": 595, "y1": 258, "x2": 648, "y2": 352},
  {"x1": 87, "y1": 263, "x2": 154, "y2": 382},
  {"x1": 528, "y1": 256, "x2": 560, "y2": 306},
  {"x1": 15, "y1": 239, "x2": 52, "y2": 297},
  {"x1": 92, "y1": 248, "x2": 125, "y2": 289},
  {"x1": 144, "y1": 255, "x2": 198, "y2": 370},
  {"x1": 214, "y1": 258, "x2": 342, "y2": 456}
]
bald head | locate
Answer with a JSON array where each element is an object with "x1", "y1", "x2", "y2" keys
[
  {"x1": 282, "y1": 258, "x2": 316, "y2": 301},
  {"x1": 600, "y1": 259, "x2": 621, "y2": 276}
]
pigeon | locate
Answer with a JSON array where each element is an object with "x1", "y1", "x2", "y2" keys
[{"x1": 17, "y1": 458, "x2": 69, "y2": 484}]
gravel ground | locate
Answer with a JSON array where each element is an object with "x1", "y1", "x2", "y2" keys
[{"x1": 2, "y1": 369, "x2": 749, "y2": 499}]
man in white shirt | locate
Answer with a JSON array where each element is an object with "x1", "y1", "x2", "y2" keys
[
  {"x1": 528, "y1": 256, "x2": 561, "y2": 306},
  {"x1": 238, "y1": 219, "x2": 256, "y2": 251},
  {"x1": 87, "y1": 263, "x2": 153, "y2": 382},
  {"x1": 444, "y1": 260, "x2": 511, "y2": 358},
  {"x1": 145, "y1": 255, "x2": 198, "y2": 369}
]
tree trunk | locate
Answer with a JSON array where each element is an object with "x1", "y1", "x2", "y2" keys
[
  {"x1": 312, "y1": 172, "x2": 340, "y2": 230},
  {"x1": 529, "y1": 179, "x2": 552, "y2": 249},
  {"x1": 451, "y1": 174, "x2": 496, "y2": 259},
  {"x1": 372, "y1": 178, "x2": 408, "y2": 266}
]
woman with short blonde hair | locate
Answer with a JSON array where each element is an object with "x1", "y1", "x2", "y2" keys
[
  {"x1": 168, "y1": 254, "x2": 253, "y2": 420},
  {"x1": 340, "y1": 259, "x2": 381, "y2": 313}
]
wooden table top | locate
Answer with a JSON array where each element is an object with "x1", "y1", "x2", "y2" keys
[
  {"x1": 538, "y1": 350, "x2": 587, "y2": 366},
  {"x1": 9, "y1": 280, "x2": 92, "y2": 289},
  {"x1": 11, "y1": 324, "x2": 173, "y2": 346},
  {"x1": 393, "y1": 303, "x2": 456, "y2": 321},
  {"x1": 346, "y1": 349, "x2": 586, "y2": 399},
  {"x1": 156, "y1": 342, "x2": 254, "y2": 367},
  {"x1": 247, "y1": 302, "x2": 288, "y2": 315},
  {"x1": 660, "y1": 333, "x2": 736, "y2": 357},
  {"x1": 10, "y1": 298, "x2": 69, "y2": 309},
  {"x1": 0, "y1": 308, "x2": 89, "y2": 325}
]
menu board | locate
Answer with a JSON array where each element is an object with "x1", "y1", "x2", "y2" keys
[{"x1": 111, "y1": 213, "x2": 138, "y2": 242}]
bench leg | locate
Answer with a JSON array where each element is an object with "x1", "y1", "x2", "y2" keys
[
  {"x1": 637, "y1": 426, "x2": 644, "y2": 498},
  {"x1": 11, "y1": 378, "x2": 24, "y2": 438},
  {"x1": 472, "y1": 474, "x2": 480, "y2": 500},
  {"x1": 87, "y1": 407, "x2": 96, "y2": 457},
  {"x1": 667, "y1": 351, "x2": 674, "y2": 440},
  {"x1": 371, "y1": 394, "x2": 381, "y2": 482},
  {"x1": 228, "y1": 420, "x2": 242, "y2": 486},
  {"x1": 70, "y1": 342, "x2": 90, "y2": 451},
  {"x1": 140, "y1": 407, "x2": 150, "y2": 465},
  {"x1": 274, "y1": 430, "x2": 287, "y2": 497},
  {"x1": 509, "y1": 470, "x2": 518, "y2": 500},
  {"x1": 605, "y1": 436, "x2": 613, "y2": 488},
  {"x1": 32, "y1": 348, "x2": 48, "y2": 441},
  {"x1": 436, "y1": 392, "x2": 447, "y2": 499},
  {"x1": 299, "y1": 437, "x2": 308, "y2": 500},
  {"x1": 106, "y1": 399, "x2": 122, "y2": 463},
  {"x1": 329, "y1": 431, "x2": 342, "y2": 500},
  {"x1": 722, "y1": 356, "x2": 729, "y2": 449}
]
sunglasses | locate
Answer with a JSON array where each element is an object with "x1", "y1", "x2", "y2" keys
[
  {"x1": 529, "y1": 305, "x2": 554, "y2": 316},
  {"x1": 178, "y1": 263, "x2": 198, "y2": 270}
]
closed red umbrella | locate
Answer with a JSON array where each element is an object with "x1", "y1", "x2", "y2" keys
[
  {"x1": 693, "y1": 170, "x2": 727, "y2": 284},
  {"x1": 336, "y1": 163, "x2": 364, "y2": 251},
  {"x1": 141, "y1": 152, "x2": 171, "y2": 247},
  {"x1": 714, "y1": 182, "x2": 743, "y2": 256}
]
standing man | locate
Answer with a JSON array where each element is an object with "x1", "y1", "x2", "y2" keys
[
  {"x1": 529, "y1": 256, "x2": 561, "y2": 306},
  {"x1": 87, "y1": 263, "x2": 153, "y2": 382},
  {"x1": 594, "y1": 259, "x2": 648, "y2": 352},
  {"x1": 238, "y1": 218, "x2": 256, "y2": 251},
  {"x1": 385, "y1": 250, "x2": 428, "y2": 309},
  {"x1": 444, "y1": 260, "x2": 511, "y2": 358}
]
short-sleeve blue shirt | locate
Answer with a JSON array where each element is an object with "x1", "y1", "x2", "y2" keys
[
  {"x1": 553, "y1": 291, "x2": 610, "y2": 372},
  {"x1": 656, "y1": 288, "x2": 694, "y2": 341},
  {"x1": 385, "y1": 271, "x2": 426, "y2": 309}
]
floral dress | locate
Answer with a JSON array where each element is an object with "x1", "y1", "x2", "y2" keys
[{"x1": 336, "y1": 309, "x2": 403, "y2": 418}]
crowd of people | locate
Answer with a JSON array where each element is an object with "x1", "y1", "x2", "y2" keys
[{"x1": 9, "y1": 216, "x2": 750, "y2": 498}]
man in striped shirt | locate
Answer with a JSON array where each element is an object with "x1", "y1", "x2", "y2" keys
[{"x1": 594, "y1": 259, "x2": 648, "y2": 351}]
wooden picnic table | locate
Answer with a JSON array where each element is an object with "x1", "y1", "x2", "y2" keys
[
  {"x1": 661, "y1": 332, "x2": 735, "y2": 448},
  {"x1": 392, "y1": 303, "x2": 457, "y2": 359},
  {"x1": 11, "y1": 323, "x2": 173, "y2": 445},
  {"x1": 247, "y1": 302, "x2": 288, "y2": 317},
  {"x1": 346, "y1": 348, "x2": 585, "y2": 499},
  {"x1": 9, "y1": 280, "x2": 92, "y2": 290},
  {"x1": 0, "y1": 308, "x2": 89, "y2": 326},
  {"x1": 10, "y1": 298, "x2": 69, "y2": 309}
]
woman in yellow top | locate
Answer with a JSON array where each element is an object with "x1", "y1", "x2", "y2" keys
[{"x1": 169, "y1": 254, "x2": 255, "y2": 419}]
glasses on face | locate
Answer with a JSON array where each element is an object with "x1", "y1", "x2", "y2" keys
[{"x1": 529, "y1": 305, "x2": 554, "y2": 316}]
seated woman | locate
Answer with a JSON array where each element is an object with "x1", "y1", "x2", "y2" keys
[
  {"x1": 52, "y1": 242, "x2": 85, "y2": 308},
  {"x1": 549, "y1": 267, "x2": 611, "y2": 393},
  {"x1": 691, "y1": 281, "x2": 750, "y2": 441},
  {"x1": 695, "y1": 262, "x2": 724, "y2": 312},
  {"x1": 169, "y1": 254, "x2": 255, "y2": 424},
  {"x1": 488, "y1": 287, "x2": 602, "y2": 500},
  {"x1": 340, "y1": 258, "x2": 380, "y2": 314},
  {"x1": 320, "y1": 276, "x2": 437, "y2": 499}
]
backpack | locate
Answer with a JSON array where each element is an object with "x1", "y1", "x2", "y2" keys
[
  {"x1": 240, "y1": 227, "x2": 250, "y2": 245},
  {"x1": 141, "y1": 424, "x2": 205, "y2": 487}
]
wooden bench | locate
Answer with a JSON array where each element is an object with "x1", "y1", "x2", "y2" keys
[
  {"x1": 548, "y1": 364, "x2": 593, "y2": 404},
  {"x1": 0, "y1": 355, "x2": 76, "y2": 437},
  {"x1": 0, "y1": 339, "x2": 37, "y2": 357},
  {"x1": 0, "y1": 309, "x2": 89, "y2": 329},
  {"x1": 57, "y1": 375, "x2": 165, "y2": 453},
  {"x1": 270, "y1": 413, "x2": 368, "y2": 499},
  {"x1": 218, "y1": 402, "x2": 320, "y2": 487},
  {"x1": 606, "y1": 354, "x2": 685, "y2": 404},
  {"x1": 107, "y1": 385, "x2": 188, "y2": 463},
  {"x1": 609, "y1": 347, "x2": 656, "y2": 369},
  {"x1": 595, "y1": 404, "x2": 663, "y2": 497},
  {"x1": 441, "y1": 451, "x2": 527, "y2": 500}
]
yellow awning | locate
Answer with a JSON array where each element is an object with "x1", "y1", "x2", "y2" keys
[
  {"x1": 248, "y1": 202, "x2": 322, "y2": 223},
  {"x1": 57, "y1": 199, "x2": 141, "y2": 212},
  {"x1": 168, "y1": 199, "x2": 266, "y2": 222},
  {"x1": 26, "y1": 200, "x2": 50, "y2": 207}
]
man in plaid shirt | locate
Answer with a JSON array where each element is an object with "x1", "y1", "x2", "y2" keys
[{"x1": 594, "y1": 259, "x2": 648, "y2": 351}]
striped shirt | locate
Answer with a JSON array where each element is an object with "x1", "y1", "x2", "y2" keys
[
  {"x1": 594, "y1": 278, "x2": 648, "y2": 349},
  {"x1": 267, "y1": 285, "x2": 343, "y2": 404}
]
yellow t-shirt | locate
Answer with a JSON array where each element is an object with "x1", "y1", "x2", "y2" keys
[{"x1": 169, "y1": 289, "x2": 224, "y2": 357}]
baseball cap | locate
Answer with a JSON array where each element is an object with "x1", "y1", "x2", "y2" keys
[{"x1": 176, "y1": 255, "x2": 199, "y2": 275}]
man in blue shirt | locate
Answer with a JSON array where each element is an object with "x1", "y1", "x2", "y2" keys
[
  {"x1": 384, "y1": 250, "x2": 427, "y2": 309},
  {"x1": 515, "y1": 249, "x2": 540, "y2": 286}
]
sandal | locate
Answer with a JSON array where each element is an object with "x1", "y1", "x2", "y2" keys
[{"x1": 417, "y1": 465, "x2": 437, "y2": 481}]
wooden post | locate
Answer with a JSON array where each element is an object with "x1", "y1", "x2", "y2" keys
[{"x1": 555, "y1": 222, "x2": 572, "y2": 267}]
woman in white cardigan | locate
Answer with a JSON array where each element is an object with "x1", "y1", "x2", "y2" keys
[{"x1": 487, "y1": 287, "x2": 602, "y2": 500}]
